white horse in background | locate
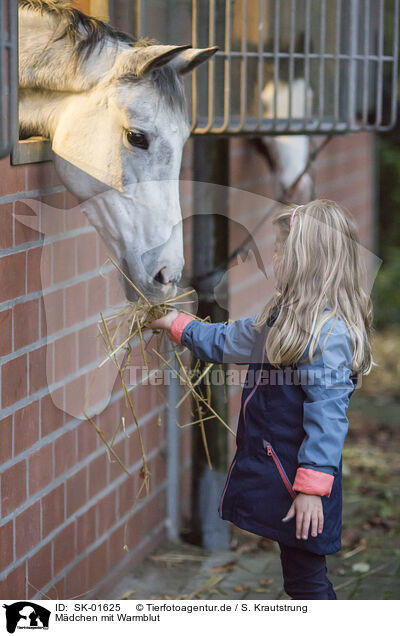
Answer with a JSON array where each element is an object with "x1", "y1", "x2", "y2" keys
[
  {"x1": 18, "y1": 0, "x2": 217, "y2": 301},
  {"x1": 261, "y1": 78, "x2": 314, "y2": 203}
]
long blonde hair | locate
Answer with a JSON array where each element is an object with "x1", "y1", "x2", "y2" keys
[{"x1": 254, "y1": 199, "x2": 373, "y2": 374}]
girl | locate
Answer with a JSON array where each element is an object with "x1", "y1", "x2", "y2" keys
[{"x1": 149, "y1": 199, "x2": 373, "y2": 600}]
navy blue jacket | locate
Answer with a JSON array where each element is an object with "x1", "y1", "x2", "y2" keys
[{"x1": 171, "y1": 310, "x2": 358, "y2": 554}]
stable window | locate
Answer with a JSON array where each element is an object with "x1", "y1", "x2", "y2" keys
[{"x1": 11, "y1": 0, "x2": 110, "y2": 165}]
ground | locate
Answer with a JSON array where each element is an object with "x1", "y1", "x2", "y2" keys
[{"x1": 110, "y1": 333, "x2": 400, "y2": 601}]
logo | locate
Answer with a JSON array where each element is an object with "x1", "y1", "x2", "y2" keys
[{"x1": 3, "y1": 603, "x2": 50, "y2": 634}]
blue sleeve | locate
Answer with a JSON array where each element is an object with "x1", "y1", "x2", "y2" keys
[
  {"x1": 180, "y1": 316, "x2": 258, "y2": 364},
  {"x1": 296, "y1": 318, "x2": 357, "y2": 475}
]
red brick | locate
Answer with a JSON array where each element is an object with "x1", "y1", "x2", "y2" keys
[
  {"x1": 76, "y1": 419, "x2": 98, "y2": 460},
  {"x1": 29, "y1": 345, "x2": 48, "y2": 395},
  {"x1": 0, "y1": 309, "x2": 12, "y2": 357},
  {"x1": 26, "y1": 246, "x2": 43, "y2": 294},
  {"x1": 0, "y1": 252, "x2": 26, "y2": 303},
  {"x1": 28, "y1": 442, "x2": 53, "y2": 496},
  {"x1": 27, "y1": 542, "x2": 52, "y2": 597},
  {"x1": 13, "y1": 402, "x2": 40, "y2": 455},
  {"x1": 41, "y1": 483, "x2": 65, "y2": 538},
  {"x1": 26, "y1": 161, "x2": 54, "y2": 191},
  {"x1": 13, "y1": 299, "x2": 39, "y2": 349},
  {"x1": 54, "y1": 332, "x2": 77, "y2": 383},
  {"x1": 40, "y1": 192, "x2": 66, "y2": 236},
  {"x1": 15, "y1": 501, "x2": 41, "y2": 558},
  {"x1": 65, "y1": 556, "x2": 88, "y2": 599},
  {"x1": 118, "y1": 474, "x2": 138, "y2": 518},
  {"x1": 0, "y1": 563, "x2": 26, "y2": 600},
  {"x1": 1, "y1": 459, "x2": 27, "y2": 515},
  {"x1": 53, "y1": 522, "x2": 75, "y2": 576},
  {"x1": 14, "y1": 200, "x2": 42, "y2": 245},
  {"x1": 78, "y1": 323, "x2": 99, "y2": 368},
  {"x1": 0, "y1": 158, "x2": 25, "y2": 197},
  {"x1": 41, "y1": 392, "x2": 65, "y2": 437},
  {"x1": 1, "y1": 354, "x2": 28, "y2": 408},
  {"x1": 0, "y1": 416, "x2": 12, "y2": 464},
  {"x1": 0, "y1": 521, "x2": 13, "y2": 570},
  {"x1": 76, "y1": 232, "x2": 98, "y2": 274},
  {"x1": 54, "y1": 429, "x2": 77, "y2": 477},
  {"x1": 65, "y1": 376, "x2": 87, "y2": 419},
  {"x1": 88, "y1": 452, "x2": 108, "y2": 498},
  {"x1": 76, "y1": 506, "x2": 96, "y2": 554},
  {"x1": 87, "y1": 541, "x2": 108, "y2": 589},
  {"x1": 66, "y1": 467, "x2": 88, "y2": 516},
  {"x1": 65, "y1": 281, "x2": 88, "y2": 327},
  {"x1": 42, "y1": 289, "x2": 65, "y2": 335},
  {"x1": 53, "y1": 237, "x2": 76, "y2": 284},
  {"x1": 0, "y1": 203, "x2": 13, "y2": 249},
  {"x1": 107, "y1": 525, "x2": 125, "y2": 570},
  {"x1": 87, "y1": 275, "x2": 107, "y2": 317},
  {"x1": 96, "y1": 490, "x2": 116, "y2": 538}
]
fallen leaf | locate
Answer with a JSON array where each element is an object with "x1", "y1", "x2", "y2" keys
[
  {"x1": 352, "y1": 562, "x2": 370, "y2": 574},
  {"x1": 208, "y1": 562, "x2": 237, "y2": 573},
  {"x1": 234, "y1": 585, "x2": 248, "y2": 592},
  {"x1": 120, "y1": 589, "x2": 136, "y2": 600},
  {"x1": 259, "y1": 579, "x2": 273, "y2": 587}
]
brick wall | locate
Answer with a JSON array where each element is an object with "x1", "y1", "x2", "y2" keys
[
  {"x1": 0, "y1": 130, "x2": 375, "y2": 599},
  {"x1": 0, "y1": 141, "x2": 194, "y2": 600}
]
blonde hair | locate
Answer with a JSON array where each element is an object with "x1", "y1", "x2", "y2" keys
[{"x1": 254, "y1": 199, "x2": 373, "y2": 374}]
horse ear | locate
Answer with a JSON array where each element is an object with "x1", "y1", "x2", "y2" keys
[
  {"x1": 135, "y1": 44, "x2": 192, "y2": 76},
  {"x1": 171, "y1": 46, "x2": 219, "y2": 75}
]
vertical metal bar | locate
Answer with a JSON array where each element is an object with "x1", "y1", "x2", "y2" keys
[
  {"x1": 317, "y1": 0, "x2": 326, "y2": 130},
  {"x1": 375, "y1": 0, "x2": 384, "y2": 128},
  {"x1": 287, "y1": 0, "x2": 296, "y2": 131},
  {"x1": 239, "y1": 0, "x2": 248, "y2": 131},
  {"x1": 191, "y1": 0, "x2": 198, "y2": 131},
  {"x1": 333, "y1": 0, "x2": 341, "y2": 129},
  {"x1": 206, "y1": 0, "x2": 216, "y2": 132},
  {"x1": 256, "y1": 0, "x2": 264, "y2": 129},
  {"x1": 303, "y1": 0, "x2": 311, "y2": 129},
  {"x1": 214, "y1": 0, "x2": 231, "y2": 133},
  {"x1": 273, "y1": 0, "x2": 280, "y2": 129},
  {"x1": 362, "y1": 0, "x2": 370, "y2": 126},
  {"x1": 388, "y1": 0, "x2": 399, "y2": 129},
  {"x1": 348, "y1": 0, "x2": 359, "y2": 130}
]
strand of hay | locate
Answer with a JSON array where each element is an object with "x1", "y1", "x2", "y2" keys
[{"x1": 86, "y1": 257, "x2": 233, "y2": 549}]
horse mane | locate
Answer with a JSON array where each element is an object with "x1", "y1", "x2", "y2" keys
[{"x1": 18, "y1": 0, "x2": 154, "y2": 60}]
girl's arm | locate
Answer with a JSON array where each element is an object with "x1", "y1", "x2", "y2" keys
[
  {"x1": 150, "y1": 310, "x2": 259, "y2": 365},
  {"x1": 292, "y1": 318, "x2": 357, "y2": 498}
]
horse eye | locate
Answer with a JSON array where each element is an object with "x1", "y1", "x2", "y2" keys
[{"x1": 126, "y1": 130, "x2": 149, "y2": 150}]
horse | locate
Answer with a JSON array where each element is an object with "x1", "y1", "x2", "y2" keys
[{"x1": 18, "y1": 0, "x2": 217, "y2": 301}]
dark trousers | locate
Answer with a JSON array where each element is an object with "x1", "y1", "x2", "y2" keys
[{"x1": 278, "y1": 542, "x2": 337, "y2": 600}]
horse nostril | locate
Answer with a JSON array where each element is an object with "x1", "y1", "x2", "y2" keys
[{"x1": 154, "y1": 267, "x2": 169, "y2": 285}]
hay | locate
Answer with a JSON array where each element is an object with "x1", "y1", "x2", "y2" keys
[{"x1": 86, "y1": 256, "x2": 233, "y2": 549}]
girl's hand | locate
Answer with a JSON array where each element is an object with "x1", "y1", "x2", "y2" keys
[
  {"x1": 147, "y1": 309, "x2": 178, "y2": 332},
  {"x1": 282, "y1": 493, "x2": 324, "y2": 540}
]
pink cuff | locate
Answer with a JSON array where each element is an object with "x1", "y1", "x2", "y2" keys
[
  {"x1": 293, "y1": 467, "x2": 334, "y2": 498},
  {"x1": 170, "y1": 313, "x2": 195, "y2": 344}
]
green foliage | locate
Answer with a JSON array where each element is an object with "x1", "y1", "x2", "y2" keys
[{"x1": 373, "y1": 247, "x2": 400, "y2": 328}]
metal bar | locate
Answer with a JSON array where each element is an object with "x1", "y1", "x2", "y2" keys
[
  {"x1": 361, "y1": 0, "x2": 370, "y2": 126},
  {"x1": 256, "y1": 0, "x2": 264, "y2": 129},
  {"x1": 333, "y1": 0, "x2": 341, "y2": 129},
  {"x1": 212, "y1": 0, "x2": 231, "y2": 134},
  {"x1": 348, "y1": 0, "x2": 359, "y2": 130},
  {"x1": 287, "y1": 0, "x2": 296, "y2": 131},
  {"x1": 375, "y1": 0, "x2": 384, "y2": 127},
  {"x1": 206, "y1": 0, "x2": 216, "y2": 132},
  {"x1": 303, "y1": 0, "x2": 311, "y2": 129},
  {"x1": 317, "y1": 0, "x2": 327, "y2": 130},
  {"x1": 191, "y1": 0, "x2": 198, "y2": 131},
  {"x1": 273, "y1": 0, "x2": 280, "y2": 128},
  {"x1": 388, "y1": 0, "x2": 399, "y2": 129}
]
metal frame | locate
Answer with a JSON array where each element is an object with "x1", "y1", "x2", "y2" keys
[
  {"x1": 134, "y1": 0, "x2": 399, "y2": 136},
  {"x1": 0, "y1": 0, "x2": 17, "y2": 159}
]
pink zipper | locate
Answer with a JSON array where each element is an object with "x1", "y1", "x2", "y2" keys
[{"x1": 264, "y1": 441, "x2": 296, "y2": 500}]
